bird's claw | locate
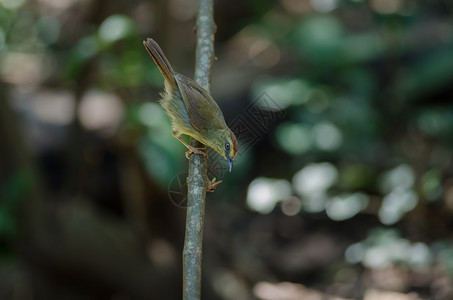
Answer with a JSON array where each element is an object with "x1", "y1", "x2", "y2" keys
[
  {"x1": 185, "y1": 146, "x2": 208, "y2": 159},
  {"x1": 207, "y1": 180, "x2": 223, "y2": 192}
]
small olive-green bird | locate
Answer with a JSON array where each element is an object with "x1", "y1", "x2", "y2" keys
[{"x1": 143, "y1": 38, "x2": 238, "y2": 172}]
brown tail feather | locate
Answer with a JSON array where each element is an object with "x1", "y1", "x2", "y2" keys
[{"x1": 143, "y1": 38, "x2": 176, "y2": 86}]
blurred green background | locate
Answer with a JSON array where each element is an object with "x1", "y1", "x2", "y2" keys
[{"x1": 1, "y1": 0, "x2": 453, "y2": 299}]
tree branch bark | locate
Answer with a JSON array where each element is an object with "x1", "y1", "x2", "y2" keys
[{"x1": 183, "y1": 0, "x2": 216, "y2": 299}]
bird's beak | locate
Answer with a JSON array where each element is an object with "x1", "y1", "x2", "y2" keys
[{"x1": 226, "y1": 151, "x2": 233, "y2": 172}]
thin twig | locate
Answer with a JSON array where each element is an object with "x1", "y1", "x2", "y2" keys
[{"x1": 183, "y1": 0, "x2": 216, "y2": 299}]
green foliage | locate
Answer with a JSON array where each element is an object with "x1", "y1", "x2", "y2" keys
[{"x1": 0, "y1": 168, "x2": 33, "y2": 240}]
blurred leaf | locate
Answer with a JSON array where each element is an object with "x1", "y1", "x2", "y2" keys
[
  {"x1": 0, "y1": 209, "x2": 15, "y2": 238},
  {"x1": 292, "y1": 15, "x2": 344, "y2": 66},
  {"x1": 342, "y1": 33, "x2": 383, "y2": 63},
  {"x1": 0, "y1": 5, "x2": 12, "y2": 29},
  {"x1": 98, "y1": 48, "x2": 147, "y2": 88},
  {"x1": 118, "y1": 49, "x2": 146, "y2": 87},
  {"x1": 436, "y1": 242, "x2": 453, "y2": 275},
  {"x1": 65, "y1": 35, "x2": 99, "y2": 80},
  {"x1": 338, "y1": 68, "x2": 378, "y2": 99},
  {"x1": 421, "y1": 168, "x2": 442, "y2": 202},
  {"x1": 402, "y1": 46, "x2": 453, "y2": 100},
  {"x1": 414, "y1": 107, "x2": 453, "y2": 140},
  {"x1": 338, "y1": 163, "x2": 375, "y2": 190},
  {"x1": 37, "y1": 16, "x2": 60, "y2": 45},
  {"x1": 0, "y1": 168, "x2": 33, "y2": 240}
]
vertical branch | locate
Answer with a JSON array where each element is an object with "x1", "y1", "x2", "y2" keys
[
  {"x1": 194, "y1": 0, "x2": 216, "y2": 90},
  {"x1": 183, "y1": 0, "x2": 215, "y2": 299}
]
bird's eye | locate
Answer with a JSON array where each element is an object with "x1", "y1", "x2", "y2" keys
[{"x1": 225, "y1": 142, "x2": 230, "y2": 150}]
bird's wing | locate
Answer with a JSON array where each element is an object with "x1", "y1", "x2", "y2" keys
[{"x1": 175, "y1": 73, "x2": 225, "y2": 132}]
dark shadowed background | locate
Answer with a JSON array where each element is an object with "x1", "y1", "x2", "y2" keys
[{"x1": 1, "y1": 0, "x2": 453, "y2": 299}]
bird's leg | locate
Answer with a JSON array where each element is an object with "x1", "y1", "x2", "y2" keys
[
  {"x1": 173, "y1": 133, "x2": 208, "y2": 159},
  {"x1": 207, "y1": 179, "x2": 223, "y2": 192},
  {"x1": 185, "y1": 147, "x2": 207, "y2": 159}
]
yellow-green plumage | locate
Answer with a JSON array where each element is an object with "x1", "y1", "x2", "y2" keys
[{"x1": 143, "y1": 38, "x2": 238, "y2": 171}]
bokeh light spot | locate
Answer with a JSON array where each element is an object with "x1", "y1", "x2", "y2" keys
[
  {"x1": 75, "y1": 36, "x2": 99, "y2": 60},
  {"x1": 99, "y1": 15, "x2": 134, "y2": 43},
  {"x1": 293, "y1": 162, "x2": 338, "y2": 196},
  {"x1": 370, "y1": 0, "x2": 402, "y2": 14},
  {"x1": 139, "y1": 102, "x2": 167, "y2": 128},
  {"x1": 410, "y1": 242, "x2": 432, "y2": 268},
  {"x1": 212, "y1": 269, "x2": 248, "y2": 300},
  {"x1": 252, "y1": 77, "x2": 310, "y2": 109},
  {"x1": 253, "y1": 281, "x2": 322, "y2": 300},
  {"x1": 0, "y1": 0, "x2": 25, "y2": 9},
  {"x1": 379, "y1": 187, "x2": 418, "y2": 225},
  {"x1": 37, "y1": 0, "x2": 77, "y2": 11},
  {"x1": 0, "y1": 28, "x2": 5, "y2": 53},
  {"x1": 247, "y1": 177, "x2": 292, "y2": 214},
  {"x1": 325, "y1": 193, "x2": 368, "y2": 221},
  {"x1": 379, "y1": 164, "x2": 415, "y2": 194},
  {"x1": 281, "y1": 196, "x2": 302, "y2": 216},
  {"x1": 249, "y1": 38, "x2": 281, "y2": 68},
  {"x1": 346, "y1": 229, "x2": 433, "y2": 270},
  {"x1": 305, "y1": 88, "x2": 330, "y2": 113},
  {"x1": 37, "y1": 17, "x2": 60, "y2": 44},
  {"x1": 312, "y1": 121, "x2": 342, "y2": 151},
  {"x1": 147, "y1": 238, "x2": 176, "y2": 266},
  {"x1": 345, "y1": 242, "x2": 365, "y2": 264},
  {"x1": 276, "y1": 122, "x2": 312, "y2": 155},
  {"x1": 33, "y1": 90, "x2": 75, "y2": 125},
  {"x1": 78, "y1": 90, "x2": 124, "y2": 133},
  {"x1": 310, "y1": 0, "x2": 337, "y2": 13},
  {"x1": 363, "y1": 237, "x2": 411, "y2": 269},
  {"x1": 301, "y1": 192, "x2": 328, "y2": 213},
  {"x1": 0, "y1": 52, "x2": 43, "y2": 84}
]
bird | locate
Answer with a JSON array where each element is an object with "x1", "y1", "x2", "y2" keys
[{"x1": 143, "y1": 38, "x2": 238, "y2": 173}]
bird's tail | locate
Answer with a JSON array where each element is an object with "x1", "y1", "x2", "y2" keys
[{"x1": 143, "y1": 38, "x2": 176, "y2": 86}]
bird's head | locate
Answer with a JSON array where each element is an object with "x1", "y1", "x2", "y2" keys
[{"x1": 208, "y1": 128, "x2": 238, "y2": 172}]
